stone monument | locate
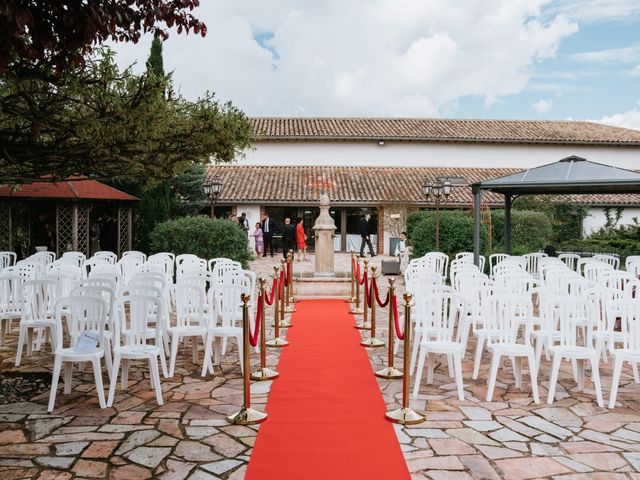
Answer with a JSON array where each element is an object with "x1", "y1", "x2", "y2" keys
[{"x1": 313, "y1": 193, "x2": 336, "y2": 277}]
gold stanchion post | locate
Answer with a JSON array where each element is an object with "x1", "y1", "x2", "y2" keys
[
  {"x1": 385, "y1": 294, "x2": 425, "y2": 425},
  {"x1": 347, "y1": 250, "x2": 356, "y2": 303},
  {"x1": 349, "y1": 257, "x2": 363, "y2": 315},
  {"x1": 375, "y1": 278, "x2": 403, "y2": 379},
  {"x1": 266, "y1": 266, "x2": 289, "y2": 348},
  {"x1": 355, "y1": 260, "x2": 371, "y2": 330},
  {"x1": 279, "y1": 258, "x2": 292, "y2": 328},
  {"x1": 285, "y1": 252, "x2": 296, "y2": 313},
  {"x1": 251, "y1": 278, "x2": 280, "y2": 381},
  {"x1": 227, "y1": 294, "x2": 268, "y2": 425},
  {"x1": 361, "y1": 266, "x2": 384, "y2": 347},
  {"x1": 288, "y1": 248, "x2": 296, "y2": 303}
]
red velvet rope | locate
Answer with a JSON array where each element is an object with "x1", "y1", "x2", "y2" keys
[
  {"x1": 371, "y1": 276, "x2": 390, "y2": 308},
  {"x1": 277, "y1": 270, "x2": 284, "y2": 300},
  {"x1": 358, "y1": 266, "x2": 367, "y2": 286},
  {"x1": 392, "y1": 295, "x2": 404, "y2": 340},
  {"x1": 249, "y1": 293, "x2": 262, "y2": 347},
  {"x1": 287, "y1": 260, "x2": 292, "y2": 287},
  {"x1": 265, "y1": 277, "x2": 278, "y2": 306},
  {"x1": 355, "y1": 262, "x2": 360, "y2": 283}
]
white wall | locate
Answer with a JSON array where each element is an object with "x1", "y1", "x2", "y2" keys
[
  {"x1": 242, "y1": 140, "x2": 640, "y2": 170},
  {"x1": 583, "y1": 207, "x2": 640, "y2": 236}
]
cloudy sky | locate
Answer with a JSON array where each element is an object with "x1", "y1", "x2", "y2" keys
[{"x1": 111, "y1": 0, "x2": 640, "y2": 129}]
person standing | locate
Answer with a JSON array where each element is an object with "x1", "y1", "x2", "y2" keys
[
  {"x1": 33, "y1": 212, "x2": 53, "y2": 252},
  {"x1": 261, "y1": 212, "x2": 275, "y2": 257},
  {"x1": 238, "y1": 212, "x2": 250, "y2": 236},
  {"x1": 359, "y1": 213, "x2": 376, "y2": 258},
  {"x1": 282, "y1": 217, "x2": 296, "y2": 258},
  {"x1": 252, "y1": 222, "x2": 264, "y2": 256},
  {"x1": 296, "y1": 217, "x2": 309, "y2": 262},
  {"x1": 99, "y1": 210, "x2": 118, "y2": 253}
]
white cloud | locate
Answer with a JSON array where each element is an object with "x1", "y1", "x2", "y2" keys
[
  {"x1": 594, "y1": 104, "x2": 640, "y2": 130},
  {"x1": 571, "y1": 43, "x2": 640, "y2": 63},
  {"x1": 544, "y1": 0, "x2": 640, "y2": 22},
  {"x1": 631, "y1": 65, "x2": 640, "y2": 77},
  {"x1": 110, "y1": 0, "x2": 578, "y2": 116},
  {"x1": 532, "y1": 99, "x2": 554, "y2": 114}
]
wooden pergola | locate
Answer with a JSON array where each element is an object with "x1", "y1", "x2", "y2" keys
[{"x1": 0, "y1": 177, "x2": 138, "y2": 258}]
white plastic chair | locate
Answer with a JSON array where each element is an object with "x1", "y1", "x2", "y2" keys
[
  {"x1": 0, "y1": 251, "x2": 17, "y2": 273},
  {"x1": 559, "y1": 253, "x2": 580, "y2": 271},
  {"x1": 202, "y1": 283, "x2": 245, "y2": 376},
  {"x1": 545, "y1": 296, "x2": 603, "y2": 407},
  {"x1": 48, "y1": 296, "x2": 109, "y2": 411},
  {"x1": 523, "y1": 252, "x2": 547, "y2": 280},
  {"x1": 593, "y1": 254, "x2": 620, "y2": 271},
  {"x1": 89, "y1": 264, "x2": 123, "y2": 295},
  {"x1": 412, "y1": 292, "x2": 466, "y2": 400},
  {"x1": 61, "y1": 251, "x2": 86, "y2": 269},
  {"x1": 15, "y1": 279, "x2": 59, "y2": 366},
  {"x1": 0, "y1": 273, "x2": 23, "y2": 345},
  {"x1": 118, "y1": 255, "x2": 144, "y2": 285},
  {"x1": 108, "y1": 294, "x2": 166, "y2": 406},
  {"x1": 47, "y1": 262, "x2": 82, "y2": 283},
  {"x1": 93, "y1": 251, "x2": 117, "y2": 264},
  {"x1": 608, "y1": 299, "x2": 640, "y2": 408},
  {"x1": 168, "y1": 284, "x2": 207, "y2": 377},
  {"x1": 122, "y1": 251, "x2": 147, "y2": 263},
  {"x1": 484, "y1": 294, "x2": 539, "y2": 403},
  {"x1": 489, "y1": 254, "x2": 510, "y2": 277}
]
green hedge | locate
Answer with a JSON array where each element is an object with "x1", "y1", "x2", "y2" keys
[
  {"x1": 558, "y1": 219, "x2": 640, "y2": 263},
  {"x1": 149, "y1": 216, "x2": 252, "y2": 267},
  {"x1": 409, "y1": 210, "x2": 487, "y2": 258},
  {"x1": 491, "y1": 210, "x2": 552, "y2": 255}
]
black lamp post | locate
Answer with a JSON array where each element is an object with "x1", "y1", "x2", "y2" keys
[
  {"x1": 423, "y1": 178, "x2": 453, "y2": 251},
  {"x1": 204, "y1": 174, "x2": 223, "y2": 218}
]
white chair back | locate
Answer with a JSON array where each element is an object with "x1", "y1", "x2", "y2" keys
[
  {"x1": 593, "y1": 254, "x2": 620, "y2": 270},
  {"x1": 0, "y1": 252, "x2": 17, "y2": 272},
  {"x1": 559, "y1": 253, "x2": 580, "y2": 271},
  {"x1": 61, "y1": 251, "x2": 86, "y2": 269},
  {"x1": 93, "y1": 251, "x2": 117, "y2": 264}
]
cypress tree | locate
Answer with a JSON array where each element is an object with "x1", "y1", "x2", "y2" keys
[{"x1": 138, "y1": 37, "x2": 171, "y2": 251}]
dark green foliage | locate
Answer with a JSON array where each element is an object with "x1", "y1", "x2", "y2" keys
[
  {"x1": 559, "y1": 218, "x2": 640, "y2": 262},
  {"x1": 410, "y1": 211, "x2": 487, "y2": 258},
  {"x1": 0, "y1": 50, "x2": 252, "y2": 184},
  {"x1": 551, "y1": 203, "x2": 587, "y2": 243},
  {"x1": 406, "y1": 210, "x2": 431, "y2": 241},
  {"x1": 491, "y1": 210, "x2": 552, "y2": 255},
  {"x1": 170, "y1": 164, "x2": 207, "y2": 217},
  {"x1": 150, "y1": 217, "x2": 252, "y2": 268}
]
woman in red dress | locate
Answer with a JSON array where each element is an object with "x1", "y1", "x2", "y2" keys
[{"x1": 296, "y1": 217, "x2": 309, "y2": 262}]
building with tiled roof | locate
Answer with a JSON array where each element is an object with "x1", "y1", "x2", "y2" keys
[{"x1": 212, "y1": 117, "x2": 640, "y2": 254}]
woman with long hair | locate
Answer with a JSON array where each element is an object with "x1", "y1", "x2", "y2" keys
[{"x1": 296, "y1": 217, "x2": 309, "y2": 262}]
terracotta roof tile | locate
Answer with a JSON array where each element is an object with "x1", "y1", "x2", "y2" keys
[
  {"x1": 208, "y1": 165, "x2": 640, "y2": 206},
  {"x1": 0, "y1": 177, "x2": 138, "y2": 202},
  {"x1": 250, "y1": 117, "x2": 640, "y2": 146}
]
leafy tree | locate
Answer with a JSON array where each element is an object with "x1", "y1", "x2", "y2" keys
[
  {"x1": 170, "y1": 164, "x2": 208, "y2": 217},
  {"x1": 0, "y1": 1, "x2": 206, "y2": 74},
  {"x1": 0, "y1": 50, "x2": 252, "y2": 184}
]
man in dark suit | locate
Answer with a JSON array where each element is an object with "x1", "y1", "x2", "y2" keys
[
  {"x1": 261, "y1": 212, "x2": 275, "y2": 257},
  {"x1": 282, "y1": 217, "x2": 296, "y2": 258},
  {"x1": 359, "y1": 214, "x2": 376, "y2": 258}
]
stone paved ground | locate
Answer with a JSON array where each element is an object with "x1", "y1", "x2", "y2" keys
[{"x1": 1, "y1": 252, "x2": 640, "y2": 479}]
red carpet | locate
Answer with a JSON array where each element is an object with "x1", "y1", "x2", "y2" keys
[{"x1": 246, "y1": 299, "x2": 410, "y2": 480}]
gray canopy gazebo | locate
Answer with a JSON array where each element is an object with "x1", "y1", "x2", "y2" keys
[{"x1": 472, "y1": 156, "x2": 640, "y2": 264}]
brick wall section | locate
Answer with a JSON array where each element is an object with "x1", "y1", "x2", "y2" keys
[{"x1": 377, "y1": 206, "x2": 384, "y2": 254}]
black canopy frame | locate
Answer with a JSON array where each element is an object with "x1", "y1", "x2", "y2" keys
[{"x1": 471, "y1": 156, "x2": 640, "y2": 265}]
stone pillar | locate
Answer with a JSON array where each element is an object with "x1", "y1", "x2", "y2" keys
[{"x1": 313, "y1": 193, "x2": 336, "y2": 277}]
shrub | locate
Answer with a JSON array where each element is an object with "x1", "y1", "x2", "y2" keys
[
  {"x1": 559, "y1": 218, "x2": 640, "y2": 263},
  {"x1": 410, "y1": 210, "x2": 487, "y2": 258},
  {"x1": 491, "y1": 210, "x2": 552, "y2": 254},
  {"x1": 552, "y1": 203, "x2": 587, "y2": 243},
  {"x1": 406, "y1": 210, "x2": 432, "y2": 241},
  {"x1": 149, "y1": 216, "x2": 252, "y2": 267}
]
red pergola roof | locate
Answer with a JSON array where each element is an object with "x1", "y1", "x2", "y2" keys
[{"x1": 0, "y1": 177, "x2": 138, "y2": 202}]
